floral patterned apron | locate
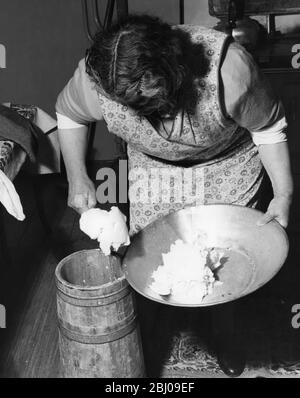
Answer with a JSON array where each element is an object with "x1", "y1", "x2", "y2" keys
[{"x1": 96, "y1": 26, "x2": 264, "y2": 234}]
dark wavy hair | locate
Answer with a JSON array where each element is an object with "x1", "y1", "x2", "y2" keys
[{"x1": 86, "y1": 15, "x2": 195, "y2": 118}]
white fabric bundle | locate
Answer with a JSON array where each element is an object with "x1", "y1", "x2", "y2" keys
[{"x1": 0, "y1": 169, "x2": 25, "y2": 221}]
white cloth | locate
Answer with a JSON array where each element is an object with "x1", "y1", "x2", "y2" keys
[
  {"x1": 0, "y1": 104, "x2": 59, "y2": 220},
  {"x1": 0, "y1": 169, "x2": 25, "y2": 221}
]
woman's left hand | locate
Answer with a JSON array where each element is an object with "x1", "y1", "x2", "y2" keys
[{"x1": 257, "y1": 195, "x2": 292, "y2": 228}]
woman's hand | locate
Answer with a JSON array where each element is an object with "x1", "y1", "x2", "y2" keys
[
  {"x1": 257, "y1": 142, "x2": 293, "y2": 229},
  {"x1": 257, "y1": 195, "x2": 292, "y2": 228},
  {"x1": 68, "y1": 175, "x2": 97, "y2": 215}
]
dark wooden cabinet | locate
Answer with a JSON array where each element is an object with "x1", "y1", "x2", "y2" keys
[{"x1": 209, "y1": 0, "x2": 300, "y2": 17}]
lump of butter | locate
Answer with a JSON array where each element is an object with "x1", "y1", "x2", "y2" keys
[
  {"x1": 149, "y1": 240, "x2": 223, "y2": 303},
  {"x1": 79, "y1": 207, "x2": 130, "y2": 256}
]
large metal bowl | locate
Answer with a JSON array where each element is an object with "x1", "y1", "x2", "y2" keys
[{"x1": 122, "y1": 205, "x2": 289, "y2": 307}]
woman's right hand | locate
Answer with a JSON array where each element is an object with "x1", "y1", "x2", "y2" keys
[{"x1": 68, "y1": 175, "x2": 97, "y2": 215}]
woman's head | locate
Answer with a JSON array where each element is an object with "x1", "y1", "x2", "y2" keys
[{"x1": 86, "y1": 15, "x2": 188, "y2": 118}]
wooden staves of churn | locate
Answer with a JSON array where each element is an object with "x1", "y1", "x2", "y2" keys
[{"x1": 55, "y1": 250, "x2": 145, "y2": 378}]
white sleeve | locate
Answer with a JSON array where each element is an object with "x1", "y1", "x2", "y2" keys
[
  {"x1": 56, "y1": 58, "x2": 103, "y2": 125},
  {"x1": 56, "y1": 112, "x2": 86, "y2": 130},
  {"x1": 250, "y1": 116, "x2": 288, "y2": 146}
]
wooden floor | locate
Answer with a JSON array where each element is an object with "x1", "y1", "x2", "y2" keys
[
  {"x1": 0, "y1": 167, "x2": 300, "y2": 378},
  {"x1": 0, "y1": 173, "x2": 97, "y2": 378}
]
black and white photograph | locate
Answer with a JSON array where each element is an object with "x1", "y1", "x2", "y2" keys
[{"x1": 0, "y1": 0, "x2": 300, "y2": 381}]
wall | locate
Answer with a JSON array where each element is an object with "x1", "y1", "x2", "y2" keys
[
  {"x1": 185, "y1": 0, "x2": 216, "y2": 26},
  {"x1": 128, "y1": 0, "x2": 181, "y2": 22},
  {"x1": 0, "y1": 0, "x2": 192, "y2": 159},
  {"x1": 0, "y1": 0, "x2": 213, "y2": 114},
  {"x1": 1, "y1": 1, "x2": 299, "y2": 160},
  {"x1": 0, "y1": 0, "x2": 89, "y2": 115},
  {"x1": 277, "y1": 15, "x2": 300, "y2": 33}
]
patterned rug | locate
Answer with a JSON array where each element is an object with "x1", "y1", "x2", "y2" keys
[
  {"x1": 138, "y1": 233, "x2": 300, "y2": 378},
  {"x1": 141, "y1": 279, "x2": 300, "y2": 378},
  {"x1": 161, "y1": 330, "x2": 300, "y2": 378}
]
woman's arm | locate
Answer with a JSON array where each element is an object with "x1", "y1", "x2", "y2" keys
[
  {"x1": 56, "y1": 58, "x2": 103, "y2": 214},
  {"x1": 221, "y1": 42, "x2": 293, "y2": 228},
  {"x1": 257, "y1": 142, "x2": 293, "y2": 227},
  {"x1": 58, "y1": 126, "x2": 89, "y2": 181},
  {"x1": 58, "y1": 126, "x2": 97, "y2": 213}
]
